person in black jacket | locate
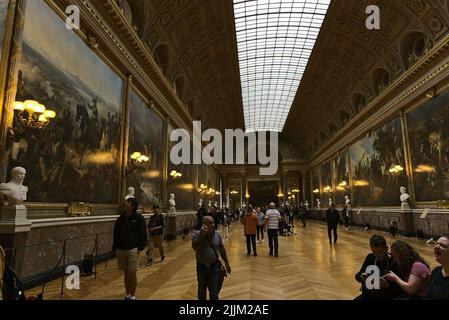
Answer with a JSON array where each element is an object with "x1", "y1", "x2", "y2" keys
[
  {"x1": 113, "y1": 197, "x2": 147, "y2": 300},
  {"x1": 325, "y1": 203, "x2": 339, "y2": 244},
  {"x1": 354, "y1": 235, "x2": 402, "y2": 300},
  {"x1": 146, "y1": 205, "x2": 165, "y2": 267}
]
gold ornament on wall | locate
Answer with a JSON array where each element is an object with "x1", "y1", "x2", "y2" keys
[{"x1": 66, "y1": 202, "x2": 93, "y2": 217}]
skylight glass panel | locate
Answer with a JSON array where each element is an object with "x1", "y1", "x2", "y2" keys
[{"x1": 233, "y1": 0, "x2": 330, "y2": 132}]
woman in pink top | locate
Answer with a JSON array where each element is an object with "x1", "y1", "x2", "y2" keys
[{"x1": 384, "y1": 241, "x2": 431, "y2": 299}]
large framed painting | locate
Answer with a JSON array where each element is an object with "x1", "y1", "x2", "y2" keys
[
  {"x1": 0, "y1": 0, "x2": 9, "y2": 56},
  {"x1": 311, "y1": 166, "x2": 320, "y2": 207},
  {"x1": 407, "y1": 90, "x2": 449, "y2": 202},
  {"x1": 349, "y1": 118, "x2": 407, "y2": 207},
  {"x1": 167, "y1": 123, "x2": 195, "y2": 210},
  {"x1": 127, "y1": 90, "x2": 164, "y2": 206},
  {"x1": 321, "y1": 161, "x2": 332, "y2": 205},
  {"x1": 10, "y1": 0, "x2": 124, "y2": 203},
  {"x1": 334, "y1": 151, "x2": 350, "y2": 206}
]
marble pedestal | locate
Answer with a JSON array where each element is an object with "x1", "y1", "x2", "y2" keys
[{"x1": 0, "y1": 204, "x2": 32, "y2": 276}]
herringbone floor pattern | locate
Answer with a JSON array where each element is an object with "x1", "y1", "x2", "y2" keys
[{"x1": 26, "y1": 221, "x2": 437, "y2": 300}]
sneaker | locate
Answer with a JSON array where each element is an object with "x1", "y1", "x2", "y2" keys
[
  {"x1": 146, "y1": 259, "x2": 153, "y2": 267},
  {"x1": 124, "y1": 295, "x2": 131, "y2": 300},
  {"x1": 256, "y1": 240, "x2": 260, "y2": 244},
  {"x1": 275, "y1": 254, "x2": 279, "y2": 258},
  {"x1": 161, "y1": 256, "x2": 165, "y2": 262},
  {"x1": 254, "y1": 252, "x2": 257, "y2": 257},
  {"x1": 261, "y1": 240, "x2": 264, "y2": 244},
  {"x1": 269, "y1": 252, "x2": 273, "y2": 256}
]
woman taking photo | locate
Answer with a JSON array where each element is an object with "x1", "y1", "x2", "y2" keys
[
  {"x1": 113, "y1": 197, "x2": 148, "y2": 300},
  {"x1": 384, "y1": 240, "x2": 431, "y2": 299}
]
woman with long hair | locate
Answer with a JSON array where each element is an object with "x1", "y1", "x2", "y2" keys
[
  {"x1": 384, "y1": 240, "x2": 431, "y2": 299},
  {"x1": 113, "y1": 197, "x2": 147, "y2": 300}
]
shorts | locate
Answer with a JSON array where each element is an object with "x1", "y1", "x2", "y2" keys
[{"x1": 116, "y1": 248, "x2": 140, "y2": 271}]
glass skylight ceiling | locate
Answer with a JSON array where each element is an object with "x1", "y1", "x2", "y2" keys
[{"x1": 233, "y1": 0, "x2": 331, "y2": 132}]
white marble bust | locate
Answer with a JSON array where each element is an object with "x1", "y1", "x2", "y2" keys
[
  {"x1": 328, "y1": 198, "x2": 333, "y2": 206},
  {"x1": 316, "y1": 199, "x2": 321, "y2": 209},
  {"x1": 198, "y1": 198, "x2": 203, "y2": 208},
  {"x1": 400, "y1": 187, "x2": 410, "y2": 210},
  {"x1": 305, "y1": 200, "x2": 309, "y2": 210},
  {"x1": 169, "y1": 193, "x2": 176, "y2": 208},
  {"x1": 0, "y1": 167, "x2": 28, "y2": 206},
  {"x1": 124, "y1": 187, "x2": 135, "y2": 200},
  {"x1": 345, "y1": 195, "x2": 352, "y2": 210}
]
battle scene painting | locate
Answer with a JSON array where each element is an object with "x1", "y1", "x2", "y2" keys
[
  {"x1": 407, "y1": 90, "x2": 449, "y2": 202},
  {"x1": 127, "y1": 90, "x2": 164, "y2": 206},
  {"x1": 9, "y1": 0, "x2": 124, "y2": 203},
  {"x1": 349, "y1": 118, "x2": 407, "y2": 207}
]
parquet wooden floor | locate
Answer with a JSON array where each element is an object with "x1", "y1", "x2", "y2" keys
[{"x1": 26, "y1": 221, "x2": 437, "y2": 300}]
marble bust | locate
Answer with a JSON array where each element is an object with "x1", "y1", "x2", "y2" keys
[
  {"x1": 400, "y1": 187, "x2": 410, "y2": 210},
  {"x1": 198, "y1": 199, "x2": 203, "y2": 208},
  {"x1": 328, "y1": 198, "x2": 333, "y2": 206},
  {"x1": 169, "y1": 193, "x2": 176, "y2": 208},
  {"x1": 316, "y1": 199, "x2": 321, "y2": 209},
  {"x1": 305, "y1": 200, "x2": 309, "y2": 210},
  {"x1": 345, "y1": 195, "x2": 352, "y2": 210},
  {"x1": 0, "y1": 167, "x2": 28, "y2": 206},
  {"x1": 124, "y1": 187, "x2": 135, "y2": 200}
]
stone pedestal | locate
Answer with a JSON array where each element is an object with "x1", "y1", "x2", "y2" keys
[
  {"x1": 169, "y1": 207, "x2": 176, "y2": 215},
  {"x1": 400, "y1": 207, "x2": 416, "y2": 237},
  {"x1": 165, "y1": 213, "x2": 177, "y2": 240},
  {"x1": 0, "y1": 204, "x2": 32, "y2": 276}
]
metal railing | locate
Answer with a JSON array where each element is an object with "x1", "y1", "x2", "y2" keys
[{"x1": 3, "y1": 231, "x2": 112, "y2": 297}]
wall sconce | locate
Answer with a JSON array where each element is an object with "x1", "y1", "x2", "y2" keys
[
  {"x1": 130, "y1": 152, "x2": 151, "y2": 167},
  {"x1": 292, "y1": 189, "x2": 300, "y2": 193},
  {"x1": 313, "y1": 189, "x2": 320, "y2": 194},
  {"x1": 170, "y1": 170, "x2": 183, "y2": 179},
  {"x1": 323, "y1": 186, "x2": 333, "y2": 194},
  {"x1": 389, "y1": 164, "x2": 404, "y2": 175},
  {"x1": 245, "y1": 193, "x2": 250, "y2": 199},
  {"x1": 277, "y1": 193, "x2": 284, "y2": 198},
  {"x1": 10, "y1": 100, "x2": 56, "y2": 138},
  {"x1": 230, "y1": 190, "x2": 238, "y2": 195}
]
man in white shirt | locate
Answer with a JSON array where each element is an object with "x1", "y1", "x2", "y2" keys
[{"x1": 264, "y1": 202, "x2": 281, "y2": 257}]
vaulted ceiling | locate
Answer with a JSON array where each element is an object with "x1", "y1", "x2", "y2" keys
[
  {"x1": 118, "y1": 0, "x2": 449, "y2": 158},
  {"x1": 124, "y1": 0, "x2": 244, "y2": 132},
  {"x1": 282, "y1": 0, "x2": 449, "y2": 157}
]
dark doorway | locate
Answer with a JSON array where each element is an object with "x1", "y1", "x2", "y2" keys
[{"x1": 248, "y1": 180, "x2": 279, "y2": 207}]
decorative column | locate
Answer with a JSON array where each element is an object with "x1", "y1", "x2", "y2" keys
[
  {"x1": 118, "y1": 74, "x2": 132, "y2": 203},
  {"x1": 0, "y1": 0, "x2": 31, "y2": 277},
  {"x1": 400, "y1": 110, "x2": 416, "y2": 236},
  {"x1": 0, "y1": 0, "x2": 27, "y2": 182},
  {"x1": 162, "y1": 116, "x2": 169, "y2": 211},
  {"x1": 302, "y1": 171, "x2": 307, "y2": 204}
]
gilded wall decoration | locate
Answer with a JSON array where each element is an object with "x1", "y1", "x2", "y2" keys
[
  {"x1": 10, "y1": 0, "x2": 124, "y2": 203},
  {"x1": 128, "y1": 90, "x2": 164, "y2": 206},
  {"x1": 407, "y1": 90, "x2": 449, "y2": 202},
  {"x1": 349, "y1": 118, "x2": 407, "y2": 207}
]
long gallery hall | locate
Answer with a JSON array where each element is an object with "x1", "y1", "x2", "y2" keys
[{"x1": 1, "y1": 0, "x2": 449, "y2": 303}]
